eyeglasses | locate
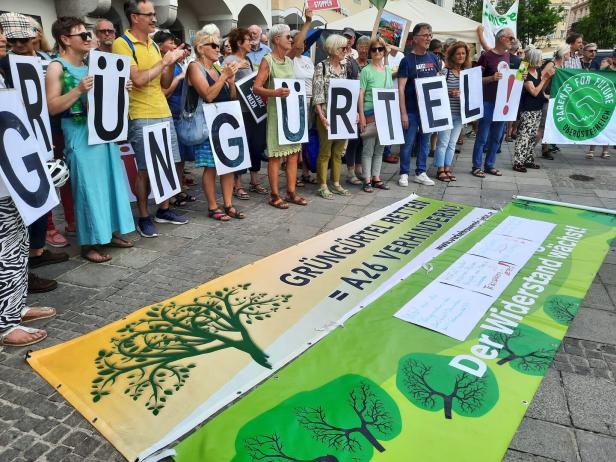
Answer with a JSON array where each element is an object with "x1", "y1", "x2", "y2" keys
[
  {"x1": 415, "y1": 33, "x2": 433, "y2": 38},
  {"x1": 371, "y1": 46, "x2": 385, "y2": 52},
  {"x1": 504, "y1": 36, "x2": 515, "y2": 41},
  {"x1": 133, "y1": 12, "x2": 157, "y2": 18},
  {"x1": 68, "y1": 32, "x2": 92, "y2": 41},
  {"x1": 7, "y1": 37, "x2": 31, "y2": 44},
  {"x1": 202, "y1": 42, "x2": 220, "y2": 50},
  {"x1": 284, "y1": 35, "x2": 292, "y2": 40},
  {"x1": 96, "y1": 29, "x2": 115, "y2": 35}
]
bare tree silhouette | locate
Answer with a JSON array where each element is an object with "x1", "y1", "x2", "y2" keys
[
  {"x1": 91, "y1": 283, "x2": 291, "y2": 415},
  {"x1": 544, "y1": 295, "x2": 580, "y2": 325},
  {"x1": 400, "y1": 357, "x2": 488, "y2": 420},
  {"x1": 295, "y1": 382, "x2": 392, "y2": 453},
  {"x1": 244, "y1": 433, "x2": 339, "y2": 462},
  {"x1": 489, "y1": 328, "x2": 556, "y2": 373}
]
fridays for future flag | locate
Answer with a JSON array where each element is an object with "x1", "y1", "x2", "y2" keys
[
  {"x1": 482, "y1": 0, "x2": 518, "y2": 49},
  {"x1": 543, "y1": 69, "x2": 616, "y2": 145}
]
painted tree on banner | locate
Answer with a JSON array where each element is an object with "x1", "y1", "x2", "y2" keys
[
  {"x1": 237, "y1": 375, "x2": 402, "y2": 461},
  {"x1": 397, "y1": 353, "x2": 499, "y2": 420},
  {"x1": 543, "y1": 295, "x2": 581, "y2": 326},
  {"x1": 486, "y1": 324, "x2": 558, "y2": 375},
  {"x1": 91, "y1": 283, "x2": 292, "y2": 415}
]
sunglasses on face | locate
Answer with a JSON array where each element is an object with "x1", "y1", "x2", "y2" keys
[
  {"x1": 202, "y1": 42, "x2": 220, "y2": 50},
  {"x1": 134, "y1": 12, "x2": 156, "y2": 18},
  {"x1": 68, "y1": 31, "x2": 92, "y2": 41},
  {"x1": 371, "y1": 47, "x2": 385, "y2": 52},
  {"x1": 7, "y1": 37, "x2": 31, "y2": 44},
  {"x1": 96, "y1": 29, "x2": 115, "y2": 35}
]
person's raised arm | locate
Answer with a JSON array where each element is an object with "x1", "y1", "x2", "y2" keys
[
  {"x1": 477, "y1": 25, "x2": 492, "y2": 52},
  {"x1": 524, "y1": 67, "x2": 554, "y2": 97},
  {"x1": 128, "y1": 47, "x2": 185, "y2": 88},
  {"x1": 163, "y1": 67, "x2": 184, "y2": 97},
  {"x1": 288, "y1": 9, "x2": 313, "y2": 60},
  {"x1": 46, "y1": 61, "x2": 92, "y2": 115},
  {"x1": 253, "y1": 58, "x2": 290, "y2": 98},
  {"x1": 188, "y1": 61, "x2": 236, "y2": 103}
]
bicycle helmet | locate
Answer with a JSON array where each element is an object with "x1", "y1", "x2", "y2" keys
[{"x1": 46, "y1": 159, "x2": 70, "y2": 188}]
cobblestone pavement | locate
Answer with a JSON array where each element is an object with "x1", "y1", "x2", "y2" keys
[{"x1": 1, "y1": 138, "x2": 615, "y2": 462}]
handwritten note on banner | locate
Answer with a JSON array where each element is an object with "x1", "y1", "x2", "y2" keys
[{"x1": 394, "y1": 216, "x2": 556, "y2": 341}]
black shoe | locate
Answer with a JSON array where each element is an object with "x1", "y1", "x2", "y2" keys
[
  {"x1": 524, "y1": 162, "x2": 541, "y2": 169},
  {"x1": 549, "y1": 145, "x2": 560, "y2": 152},
  {"x1": 28, "y1": 272, "x2": 58, "y2": 293},
  {"x1": 29, "y1": 249, "x2": 69, "y2": 269},
  {"x1": 542, "y1": 152, "x2": 554, "y2": 160}
]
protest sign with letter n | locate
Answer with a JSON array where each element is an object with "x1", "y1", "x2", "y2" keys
[{"x1": 142, "y1": 122, "x2": 181, "y2": 204}]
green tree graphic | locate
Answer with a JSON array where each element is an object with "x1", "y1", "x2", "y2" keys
[
  {"x1": 91, "y1": 283, "x2": 291, "y2": 415},
  {"x1": 397, "y1": 353, "x2": 499, "y2": 420},
  {"x1": 486, "y1": 324, "x2": 559, "y2": 375},
  {"x1": 512, "y1": 201, "x2": 555, "y2": 215},
  {"x1": 544, "y1": 295, "x2": 581, "y2": 325},
  {"x1": 234, "y1": 375, "x2": 402, "y2": 462}
]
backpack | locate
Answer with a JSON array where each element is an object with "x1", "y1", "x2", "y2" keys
[{"x1": 120, "y1": 34, "x2": 160, "y2": 65}]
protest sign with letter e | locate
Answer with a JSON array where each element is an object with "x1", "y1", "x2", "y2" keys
[
  {"x1": 0, "y1": 89, "x2": 59, "y2": 224},
  {"x1": 327, "y1": 79, "x2": 359, "y2": 140},
  {"x1": 9, "y1": 55, "x2": 54, "y2": 160},
  {"x1": 460, "y1": 67, "x2": 484, "y2": 123},
  {"x1": 372, "y1": 88, "x2": 404, "y2": 145},
  {"x1": 87, "y1": 50, "x2": 130, "y2": 145},
  {"x1": 493, "y1": 67, "x2": 523, "y2": 122},
  {"x1": 235, "y1": 71, "x2": 267, "y2": 123},
  {"x1": 203, "y1": 100, "x2": 252, "y2": 175},
  {"x1": 415, "y1": 75, "x2": 453, "y2": 134},
  {"x1": 142, "y1": 122, "x2": 181, "y2": 204},
  {"x1": 274, "y1": 78, "x2": 308, "y2": 145}
]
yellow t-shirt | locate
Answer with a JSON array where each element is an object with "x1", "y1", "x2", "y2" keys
[{"x1": 112, "y1": 30, "x2": 171, "y2": 119}]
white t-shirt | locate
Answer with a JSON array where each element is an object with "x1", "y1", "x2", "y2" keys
[
  {"x1": 293, "y1": 55, "x2": 315, "y2": 99},
  {"x1": 387, "y1": 51, "x2": 405, "y2": 81}
]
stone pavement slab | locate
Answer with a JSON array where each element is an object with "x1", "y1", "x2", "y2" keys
[{"x1": 1, "y1": 140, "x2": 615, "y2": 461}]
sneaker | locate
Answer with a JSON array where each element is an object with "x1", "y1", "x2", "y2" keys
[
  {"x1": 154, "y1": 208, "x2": 188, "y2": 225},
  {"x1": 29, "y1": 249, "x2": 69, "y2": 269},
  {"x1": 398, "y1": 174, "x2": 409, "y2": 187},
  {"x1": 45, "y1": 229, "x2": 69, "y2": 248},
  {"x1": 28, "y1": 272, "x2": 58, "y2": 293},
  {"x1": 413, "y1": 172, "x2": 435, "y2": 186},
  {"x1": 137, "y1": 216, "x2": 159, "y2": 238},
  {"x1": 586, "y1": 150, "x2": 594, "y2": 159}
]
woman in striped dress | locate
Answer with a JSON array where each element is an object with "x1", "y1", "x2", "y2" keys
[{"x1": 434, "y1": 41, "x2": 471, "y2": 182}]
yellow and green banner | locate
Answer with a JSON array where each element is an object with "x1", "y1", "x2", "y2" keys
[
  {"x1": 173, "y1": 198, "x2": 616, "y2": 462},
  {"x1": 29, "y1": 195, "x2": 487, "y2": 461}
]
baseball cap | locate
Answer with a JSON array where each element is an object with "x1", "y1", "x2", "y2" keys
[
  {"x1": 342, "y1": 27, "x2": 355, "y2": 38},
  {"x1": 0, "y1": 13, "x2": 37, "y2": 40}
]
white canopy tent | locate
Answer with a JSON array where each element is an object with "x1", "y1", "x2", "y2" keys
[{"x1": 324, "y1": 0, "x2": 481, "y2": 44}]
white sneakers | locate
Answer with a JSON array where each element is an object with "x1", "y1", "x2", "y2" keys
[
  {"x1": 398, "y1": 173, "x2": 435, "y2": 187},
  {"x1": 414, "y1": 172, "x2": 435, "y2": 186}
]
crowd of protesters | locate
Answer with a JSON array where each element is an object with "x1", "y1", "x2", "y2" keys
[{"x1": 0, "y1": 0, "x2": 615, "y2": 347}]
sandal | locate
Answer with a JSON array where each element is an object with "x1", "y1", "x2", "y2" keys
[
  {"x1": 471, "y1": 168, "x2": 486, "y2": 178},
  {"x1": 524, "y1": 162, "x2": 541, "y2": 169},
  {"x1": 233, "y1": 187, "x2": 250, "y2": 200},
  {"x1": 208, "y1": 208, "x2": 231, "y2": 221},
  {"x1": 107, "y1": 235, "x2": 134, "y2": 248},
  {"x1": 318, "y1": 187, "x2": 334, "y2": 200},
  {"x1": 296, "y1": 177, "x2": 305, "y2": 187},
  {"x1": 285, "y1": 192, "x2": 308, "y2": 206},
  {"x1": 601, "y1": 151, "x2": 610, "y2": 159},
  {"x1": 513, "y1": 164, "x2": 527, "y2": 173},
  {"x1": 372, "y1": 180, "x2": 390, "y2": 190},
  {"x1": 81, "y1": 246, "x2": 112, "y2": 264},
  {"x1": 269, "y1": 194, "x2": 289, "y2": 209},
  {"x1": 249, "y1": 183, "x2": 269, "y2": 195},
  {"x1": 21, "y1": 306, "x2": 56, "y2": 323},
  {"x1": 445, "y1": 170, "x2": 456, "y2": 181},
  {"x1": 362, "y1": 183, "x2": 374, "y2": 193},
  {"x1": 331, "y1": 185, "x2": 351, "y2": 196},
  {"x1": 586, "y1": 151, "x2": 594, "y2": 159},
  {"x1": 1, "y1": 325, "x2": 47, "y2": 347},
  {"x1": 436, "y1": 171, "x2": 451, "y2": 182},
  {"x1": 224, "y1": 205, "x2": 245, "y2": 219},
  {"x1": 301, "y1": 174, "x2": 318, "y2": 184},
  {"x1": 175, "y1": 191, "x2": 197, "y2": 206},
  {"x1": 485, "y1": 168, "x2": 503, "y2": 176},
  {"x1": 347, "y1": 175, "x2": 363, "y2": 186}
]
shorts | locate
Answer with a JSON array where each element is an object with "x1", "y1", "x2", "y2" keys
[
  {"x1": 128, "y1": 117, "x2": 181, "y2": 171},
  {"x1": 194, "y1": 139, "x2": 216, "y2": 168}
]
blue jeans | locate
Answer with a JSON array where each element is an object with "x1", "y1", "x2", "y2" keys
[
  {"x1": 400, "y1": 112, "x2": 430, "y2": 175},
  {"x1": 472, "y1": 102, "x2": 506, "y2": 171},
  {"x1": 434, "y1": 116, "x2": 463, "y2": 168}
]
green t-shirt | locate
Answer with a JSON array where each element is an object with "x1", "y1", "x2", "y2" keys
[{"x1": 360, "y1": 64, "x2": 393, "y2": 113}]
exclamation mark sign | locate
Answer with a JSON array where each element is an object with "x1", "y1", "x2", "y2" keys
[{"x1": 503, "y1": 75, "x2": 515, "y2": 115}]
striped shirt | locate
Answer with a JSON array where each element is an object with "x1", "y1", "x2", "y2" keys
[
  {"x1": 564, "y1": 55, "x2": 581, "y2": 69},
  {"x1": 444, "y1": 67, "x2": 461, "y2": 115}
]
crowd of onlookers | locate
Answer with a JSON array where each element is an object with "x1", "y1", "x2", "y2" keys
[{"x1": 0, "y1": 0, "x2": 614, "y2": 347}]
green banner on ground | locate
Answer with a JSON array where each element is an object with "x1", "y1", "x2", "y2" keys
[{"x1": 174, "y1": 199, "x2": 615, "y2": 462}]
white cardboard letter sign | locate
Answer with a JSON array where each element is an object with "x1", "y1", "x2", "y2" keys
[
  {"x1": 203, "y1": 100, "x2": 252, "y2": 175},
  {"x1": 327, "y1": 79, "x2": 359, "y2": 140},
  {"x1": 0, "y1": 89, "x2": 59, "y2": 224},
  {"x1": 460, "y1": 67, "x2": 484, "y2": 124},
  {"x1": 493, "y1": 69, "x2": 523, "y2": 122},
  {"x1": 87, "y1": 50, "x2": 130, "y2": 145},
  {"x1": 9, "y1": 55, "x2": 54, "y2": 160},
  {"x1": 373, "y1": 89, "x2": 404, "y2": 145},
  {"x1": 142, "y1": 122, "x2": 181, "y2": 204},
  {"x1": 415, "y1": 75, "x2": 453, "y2": 134},
  {"x1": 274, "y1": 78, "x2": 308, "y2": 145}
]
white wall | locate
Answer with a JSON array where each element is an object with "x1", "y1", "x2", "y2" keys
[{"x1": 0, "y1": 0, "x2": 58, "y2": 41}]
